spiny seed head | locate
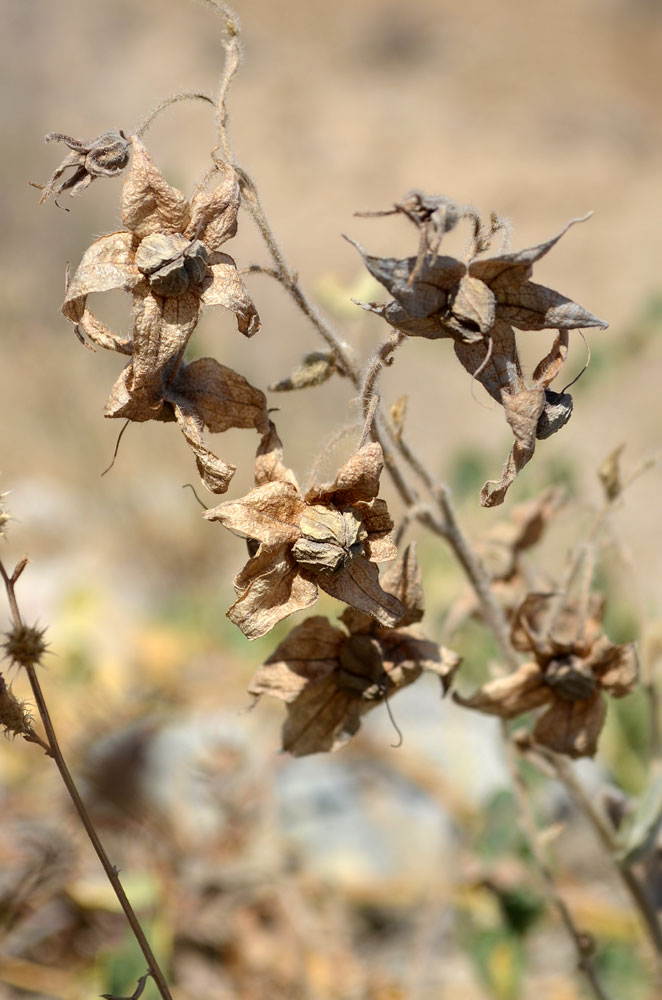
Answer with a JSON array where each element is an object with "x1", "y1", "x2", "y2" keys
[
  {"x1": 2, "y1": 623, "x2": 49, "y2": 669},
  {"x1": 0, "y1": 674, "x2": 33, "y2": 738}
]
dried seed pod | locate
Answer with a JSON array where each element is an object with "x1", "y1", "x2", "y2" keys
[
  {"x1": 268, "y1": 351, "x2": 337, "y2": 392},
  {"x1": 134, "y1": 233, "x2": 210, "y2": 297},
  {"x1": 545, "y1": 656, "x2": 598, "y2": 701},
  {"x1": 36, "y1": 129, "x2": 131, "y2": 204},
  {"x1": 292, "y1": 505, "x2": 367, "y2": 574}
]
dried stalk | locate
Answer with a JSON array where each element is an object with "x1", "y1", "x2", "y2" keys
[
  {"x1": 502, "y1": 732, "x2": 613, "y2": 1000},
  {"x1": 0, "y1": 558, "x2": 173, "y2": 1000}
]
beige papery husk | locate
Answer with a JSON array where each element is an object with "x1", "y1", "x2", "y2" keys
[
  {"x1": 350, "y1": 207, "x2": 608, "y2": 506},
  {"x1": 62, "y1": 135, "x2": 267, "y2": 494},
  {"x1": 248, "y1": 543, "x2": 462, "y2": 755},
  {"x1": 455, "y1": 592, "x2": 638, "y2": 758},
  {"x1": 204, "y1": 424, "x2": 408, "y2": 640}
]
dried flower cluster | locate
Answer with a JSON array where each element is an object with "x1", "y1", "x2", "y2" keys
[
  {"x1": 351, "y1": 200, "x2": 607, "y2": 506},
  {"x1": 37, "y1": 125, "x2": 631, "y2": 763},
  {"x1": 62, "y1": 135, "x2": 267, "y2": 495}
]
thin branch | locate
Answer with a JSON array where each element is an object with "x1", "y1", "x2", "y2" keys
[
  {"x1": 0, "y1": 559, "x2": 173, "y2": 1000},
  {"x1": 502, "y1": 732, "x2": 613, "y2": 1000},
  {"x1": 550, "y1": 753, "x2": 662, "y2": 973},
  {"x1": 134, "y1": 91, "x2": 215, "y2": 138}
]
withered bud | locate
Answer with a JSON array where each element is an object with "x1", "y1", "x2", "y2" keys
[
  {"x1": 35, "y1": 129, "x2": 131, "y2": 204},
  {"x1": 545, "y1": 656, "x2": 597, "y2": 701},
  {"x1": 536, "y1": 390, "x2": 573, "y2": 440},
  {"x1": 395, "y1": 190, "x2": 461, "y2": 239},
  {"x1": 2, "y1": 623, "x2": 49, "y2": 669},
  {"x1": 135, "y1": 233, "x2": 210, "y2": 297},
  {"x1": 292, "y1": 506, "x2": 367, "y2": 574},
  {"x1": 268, "y1": 351, "x2": 338, "y2": 392},
  {"x1": 0, "y1": 674, "x2": 33, "y2": 738},
  {"x1": 338, "y1": 635, "x2": 391, "y2": 701},
  {"x1": 598, "y1": 444, "x2": 625, "y2": 502}
]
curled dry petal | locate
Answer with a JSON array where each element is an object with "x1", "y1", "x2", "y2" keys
[
  {"x1": 255, "y1": 422, "x2": 299, "y2": 489},
  {"x1": 480, "y1": 388, "x2": 546, "y2": 507},
  {"x1": 227, "y1": 544, "x2": 318, "y2": 641},
  {"x1": 589, "y1": 638, "x2": 638, "y2": 696},
  {"x1": 378, "y1": 542, "x2": 425, "y2": 627},
  {"x1": 306, "y1": 442, "x2": 384, "y2": 506},
  {"x1": 174, "y1": 404, "x2": 237, "y2": 494},
  {"x1": 169, "y1": 358, "x2": 268, "y2": 435},
  {"x1": 454, "y1": 320, "x2": 525, "y2": 404},
  {"x1": 282, "y1": 681, "x2": 362, "y2": 756},
  {"x1": 62, "y1": 232, "x2": 140, "y2": 352},
  {"x1": 454, "y1": 660, "x2": 551, "y2": 717},
  {"x1": 533, "y1": 694, "x2": 607, "y2": 759},
  {"x1": 185, "y1": 160, "x2": 240, "y2": 250},
  {"x1": 121, "y1": 136, "x2": 190, "y2": 238},
  {"x1": 205, "y1": 481, "x2": 306, "y2": 545},
  {"x1": 249, "y1": 616, "x2": 345, "y2": 702},
  {"x1": 316, "y1": 558, "x2": 405, "y2": 627},
  {"x1": 201, "y1": 253, "x2": 260, "y2": 337}
]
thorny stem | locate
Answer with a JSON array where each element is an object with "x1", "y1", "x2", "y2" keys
[
  {"x1": 0, "y1": 560, "x2": 174, "y2": 1000},
  {"x1": 503, "y1": 733, "x2": 613, "y2": 1000}
]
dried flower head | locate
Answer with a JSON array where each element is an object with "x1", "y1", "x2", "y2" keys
[
  {"x1": 2, "y1": 623, "x2": 49, "y2": 669},
  {"x1": 455, "y1": 593, "x2": 637, "y2": 758},
  {"x1": 62, "y1": 136, "x2": 267, "y2": 493},
  {"x1": 0, "y1": 674, "x2": 34, "y2": 739},
  {"x1": 249, "y1": 545, "x2": 461, "y2": 754},
  {"x1": 34, "y1": 130, "x2": 131, "y2": 204},
  {"x1": 205, "y1": 425, "x2": 405, "y2": 639},
  {"x1": 350, "y1": 207, "x2": 607, "y2": 505}
]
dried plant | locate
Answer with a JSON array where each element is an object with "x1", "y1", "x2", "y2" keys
[{"x1": 3, "y1": 2, "x2": 662, "y2": 998}]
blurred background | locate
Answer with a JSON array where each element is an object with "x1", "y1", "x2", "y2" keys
[{"x1": 1, "y1": 0, "x2": 662, "y2": 996}]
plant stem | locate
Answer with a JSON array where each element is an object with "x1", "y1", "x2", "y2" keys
[
  {"x1": 0, "y1": 559, "x2": 173, "y2": 1000},
  {"x1": 551, "y1": 753, "x2": 662, "y2": 975},
  {"x1": 503, "y1": 732, "x2": 613, "y2": 1000}
]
